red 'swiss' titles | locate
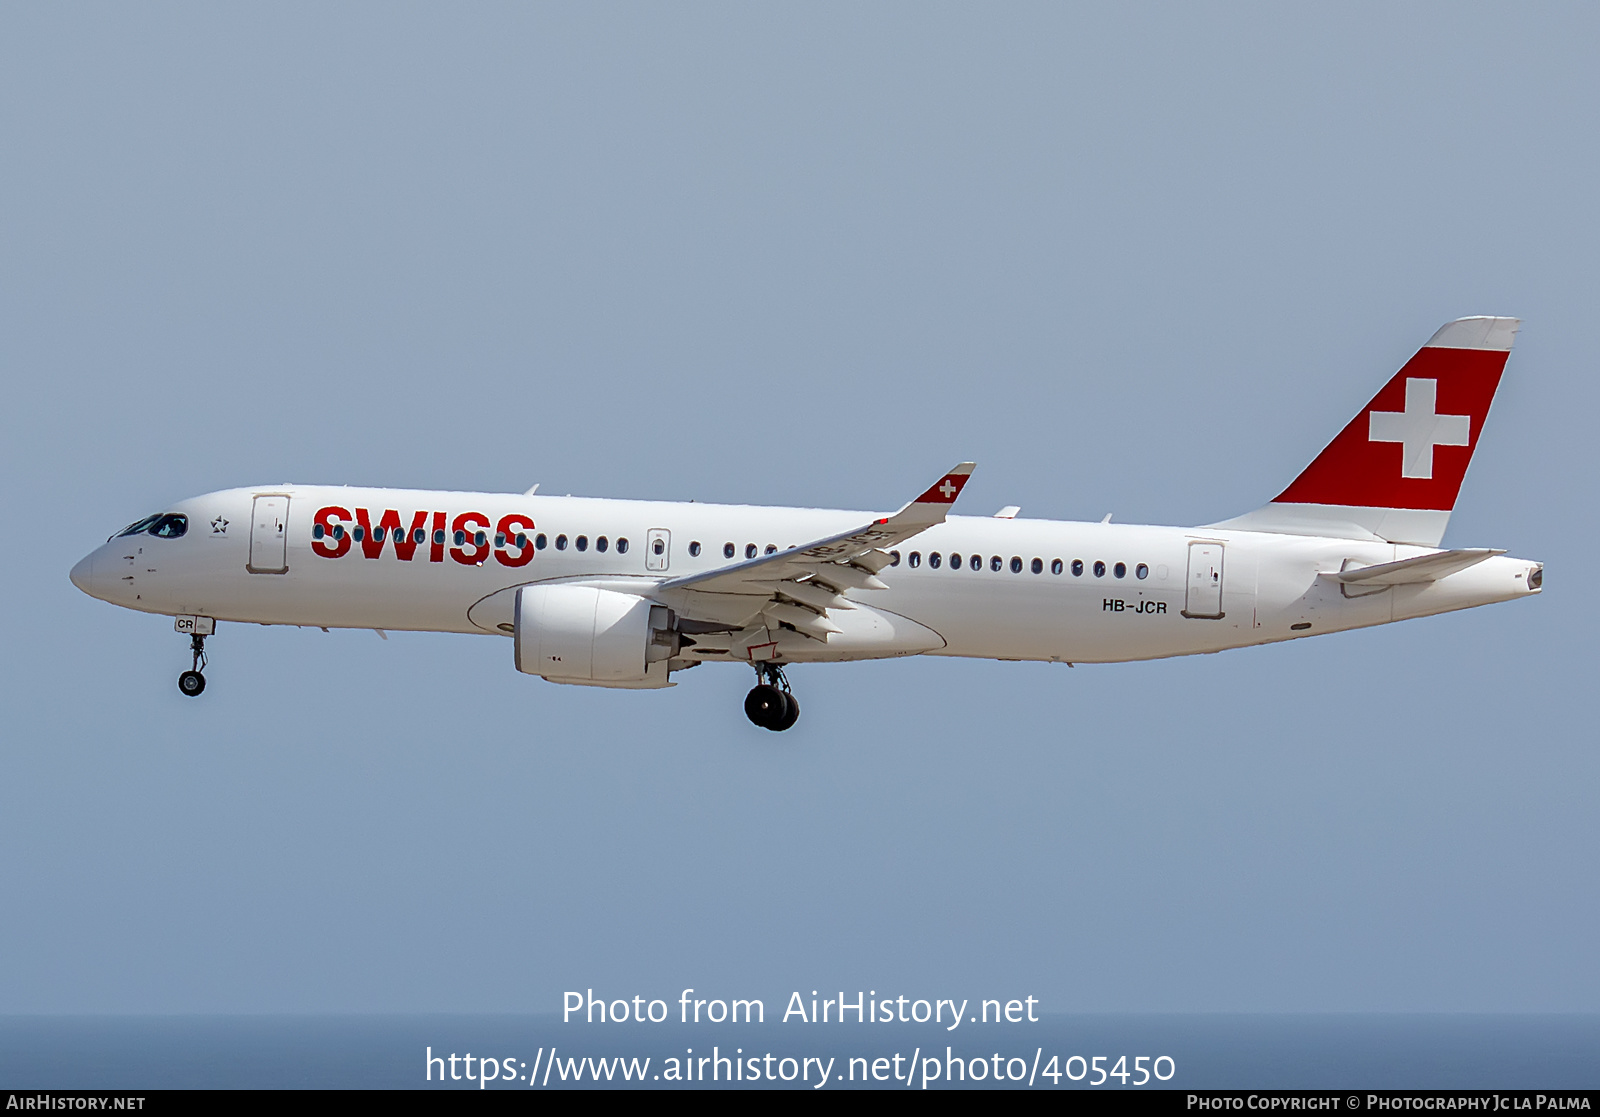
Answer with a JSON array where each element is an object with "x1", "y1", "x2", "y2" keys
[{"x1": 310, "y1": 506, "x2": 535, "y2": 568}]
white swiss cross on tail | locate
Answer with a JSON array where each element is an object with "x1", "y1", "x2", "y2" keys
[{"x1": 1367, "y1": 378, "x2": 1472, "y2": 480}]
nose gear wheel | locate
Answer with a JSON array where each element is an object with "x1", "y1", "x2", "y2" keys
[{"x1": 177, "y1": 632, "x2": 208, "y2": 698}]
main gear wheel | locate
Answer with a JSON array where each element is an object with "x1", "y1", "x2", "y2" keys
[{"x1": 744, "y1": 663, "x2": 800, "y2": 731}]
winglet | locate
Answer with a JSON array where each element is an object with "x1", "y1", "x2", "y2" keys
[{"x1": 894, "y1": 462, "x2": 975, "y2": 526}]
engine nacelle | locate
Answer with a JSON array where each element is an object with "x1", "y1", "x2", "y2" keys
[{"x1": 513, "y1": 584, "x2": 673, "y2": 688}]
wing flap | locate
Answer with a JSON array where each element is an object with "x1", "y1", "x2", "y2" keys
[{"x1": 761, "y1": 579, "x2": 853, "y2": 612}]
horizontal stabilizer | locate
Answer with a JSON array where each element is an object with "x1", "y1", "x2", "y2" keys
[{"x1": 1333, "y1": 548, "x2": 1504, "y2": 586}]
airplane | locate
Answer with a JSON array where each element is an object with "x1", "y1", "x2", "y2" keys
[{"x1": 70, "y1": 317, "x2": 1541, "y2": 731}]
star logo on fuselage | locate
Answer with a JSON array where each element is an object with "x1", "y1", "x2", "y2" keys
[{"x1": 211, "y1": 516, "x2": 229, "y2": 534}]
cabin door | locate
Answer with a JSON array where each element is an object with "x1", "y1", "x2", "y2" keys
[
  {"x1": 248, "y1": 495, "x2": 290, "y2": 574},
  {"x1": 1183, "y1": 542, "x2": 1224, "y2": 618}
]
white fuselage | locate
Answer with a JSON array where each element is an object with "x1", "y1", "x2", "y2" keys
[{"x1": 70, "y1": 485, "x2": 1542, "y2": 669}]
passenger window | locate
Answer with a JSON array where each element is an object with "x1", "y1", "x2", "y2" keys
[
  {"x1": 333, "y1": 525, "x2": 346, "y2": 540},
  {"x1": 1051, "y1": 559, "x2": 1063, "y2": 575},
  {"x1": 970, "y1": 554, "x2": 981, "y2": 571},
  {"x1": 929, "y1": 552, "x2": 942, "y2": 568},
  {"x1": 990, "y1": 555, "x2": 1002, "y2": 572},
  {"x1": 1136, "y1": 563, "x2": 1149, "y2": 579},
  {"x1": 475, "y1": 531, "x2": 488, "y2": 547},
  {"x1": 414, "y1": 528, "x2": 427, "y2": 544},
  {"x1": 1071, "y1": 559, "x2": 1083, "y2": 576},
  {"x1": 1094, "y1": 560, "x2": 1106, "y2": 577},
  {"x1": 1031, "y1": 557, "x2": 1043, "y2": 574},
  {"x1": 765, "y1": 544, "x2": 777, "y2": 555},
  {"x1": 1113, "y1": 562, "x2": 1126, "y2": 579},
  {"x1": 745, "y1": 544, "x2": 757, "y2": 559},
  {"x1": 653, "y1": 538, "x2": 665, "y2": 555},
  {"x1": 889, "y1": 550, "x2": 901, "y2": 566},
  {"x1": 596, "y1": 536, "x2": 608, "y2": 552},
  {"x1": 689, "y1": 541, "x2": 701, "y2": 557},
  {"x1": 1009, "y1": 556, "x2": 1022, "y2": 573},
  {"x1": 555, "y1": 534, "x2": 568, "y2": 550},
  {"x1": 575, "y1": 535, "x2": 588, "y2": 551},
  {"x1": 949, "y1": 553, "x2": 960, "y2": 569},
  {"x1": 495, "y1": 533, "x2": 506, "y2": 548},
  {"x1": 616, "y1": 538, "x2": 629, "y2": 554},
  {"x1": 534, "y1": 533, "x2": 547, "y2": 549},
  {"x1": 515, "y1": 534, "x2": 527, "y2": 548},
  {"x1": 312, "y1": 524, "x2": 325, "y2": 540},
  {"x1": 909, "y1": 551, "x2": 921, "y2": 568},
  {"x1": 373, "y1": 528, "x2": 386, "y2": 542},
  {"x1": 355, "y1": 527, "x2": 367, "y2": 542}
]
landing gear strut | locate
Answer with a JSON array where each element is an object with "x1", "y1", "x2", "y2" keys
[
  {"x1": 178, "y1": 633, "x2": 207, "y2": 697},
  {"x1": 745, "y1": 662, "x2": 800, "y2": 731}
]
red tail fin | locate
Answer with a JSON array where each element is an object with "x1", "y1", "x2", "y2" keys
[{"x1": 1213, "y1": 317, "x2": 1518, "y2": 546}]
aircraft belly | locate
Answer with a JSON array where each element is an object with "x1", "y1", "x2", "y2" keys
[
  {"x1": 759, "y1": 603, "x2": 946, "y2": 662},
  {"x1": 888, "y1": 578, "x2": 1190, "y2": 663}
]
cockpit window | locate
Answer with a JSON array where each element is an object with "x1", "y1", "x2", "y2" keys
[
  {"x1": 114, "y1": 515, "x2": 161, "y2": 539},
  {"x1": 113, "y1": 513, "x2": 187, "y2": 540}
]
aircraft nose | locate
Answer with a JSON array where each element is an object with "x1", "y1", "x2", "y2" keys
[{"x1": 70, "y1": 552, "x2": 97, "y2": 597}]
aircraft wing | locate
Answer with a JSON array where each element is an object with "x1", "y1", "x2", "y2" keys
[{"x1": 653, "y1": 463, "x2": 974, "y2": 639}]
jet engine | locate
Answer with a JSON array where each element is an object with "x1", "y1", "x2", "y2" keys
[{"x1": 513, "y1": 584, "x2": 677, "y2": 688}]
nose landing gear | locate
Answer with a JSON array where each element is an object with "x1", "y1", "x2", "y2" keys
[
  {"x1": 177, "y1": 632, "x2": 208, "y2": 697},
  {"x1": 745, "y1": 663, "x2": 800, "y2": 732},
  {"x1": 173, "y1": 615, "x2": 215, "y2": 697}
]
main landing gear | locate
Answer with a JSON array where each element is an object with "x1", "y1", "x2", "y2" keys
[
  {"x1": 745, "y1": 662, "x2": 800, "y2": 732},
  {"x1": 178, "y1": 632, "x2": 207, "y2": 697}
]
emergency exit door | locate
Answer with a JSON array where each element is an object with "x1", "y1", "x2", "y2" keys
[
  {"x1": 1183, "y1": 541, "x2": 1224, "y2": 618},
  {"x1": 248, "y1": 495, "x2": 290, "y2": 574}
]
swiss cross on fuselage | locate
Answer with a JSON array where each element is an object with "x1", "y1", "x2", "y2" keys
[{"x1": 1368, "y1": 378, "x2": 1472, "y2": 480}]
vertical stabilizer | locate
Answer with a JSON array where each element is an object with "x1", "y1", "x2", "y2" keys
[{"x1": 1209, "y1": 317, "x2": 1518, "y2": 546}]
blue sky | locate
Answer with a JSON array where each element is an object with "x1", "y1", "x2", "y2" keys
[{"x1": 1, "y1": 3, "x2": 1594, "y2": 1013}]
